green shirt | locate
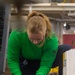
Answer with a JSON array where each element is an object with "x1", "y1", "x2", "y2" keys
[{"x1": 7, "y1": 30, "x2": 58, "y2": 75}]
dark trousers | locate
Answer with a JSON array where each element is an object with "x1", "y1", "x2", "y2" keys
[{"x1": 19, "y1": 44, "x2": 72, "y2": 75}]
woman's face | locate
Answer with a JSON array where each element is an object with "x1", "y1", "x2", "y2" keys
[{"x1": 28, "y1": 32, "x2": 45, "y2": 45}]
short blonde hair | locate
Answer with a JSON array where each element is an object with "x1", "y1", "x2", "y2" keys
[{"x1": 27, "y1": 11, "x2": 52, "y2": 38}]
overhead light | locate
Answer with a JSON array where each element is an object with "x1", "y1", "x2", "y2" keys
[
  {"x1": 63, "y1": 23, "x2": 71, "y2": 30},
  {"x1": 74, "y1": 31, "x2": 75, "y2": 34},
  {"x1": 64, "y1": 22, "x2": 66, "y2": 26}
]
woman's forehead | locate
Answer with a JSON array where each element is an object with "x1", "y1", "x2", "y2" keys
[{"x1": 28, "y1": 32, "x2": 44, "y2": 38}]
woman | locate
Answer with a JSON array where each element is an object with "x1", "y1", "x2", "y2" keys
[
  {"x1": 7, "y1": 11, "x2": 58, "y2": 75},
  {"x1": 7, "y1": 11, "x2": 72, "y2": 75}
]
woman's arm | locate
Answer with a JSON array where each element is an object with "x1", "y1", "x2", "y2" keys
[
  {"x1": 36, "y1": 35, "x2": 58, "y2": 75},
  {"x1": 7, "y1": 30, "x2": 22, "y2": 75}
]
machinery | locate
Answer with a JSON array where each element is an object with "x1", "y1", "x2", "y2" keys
[{"x1": 0, "y1": 4, "x2": 11, "y2": 75}]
